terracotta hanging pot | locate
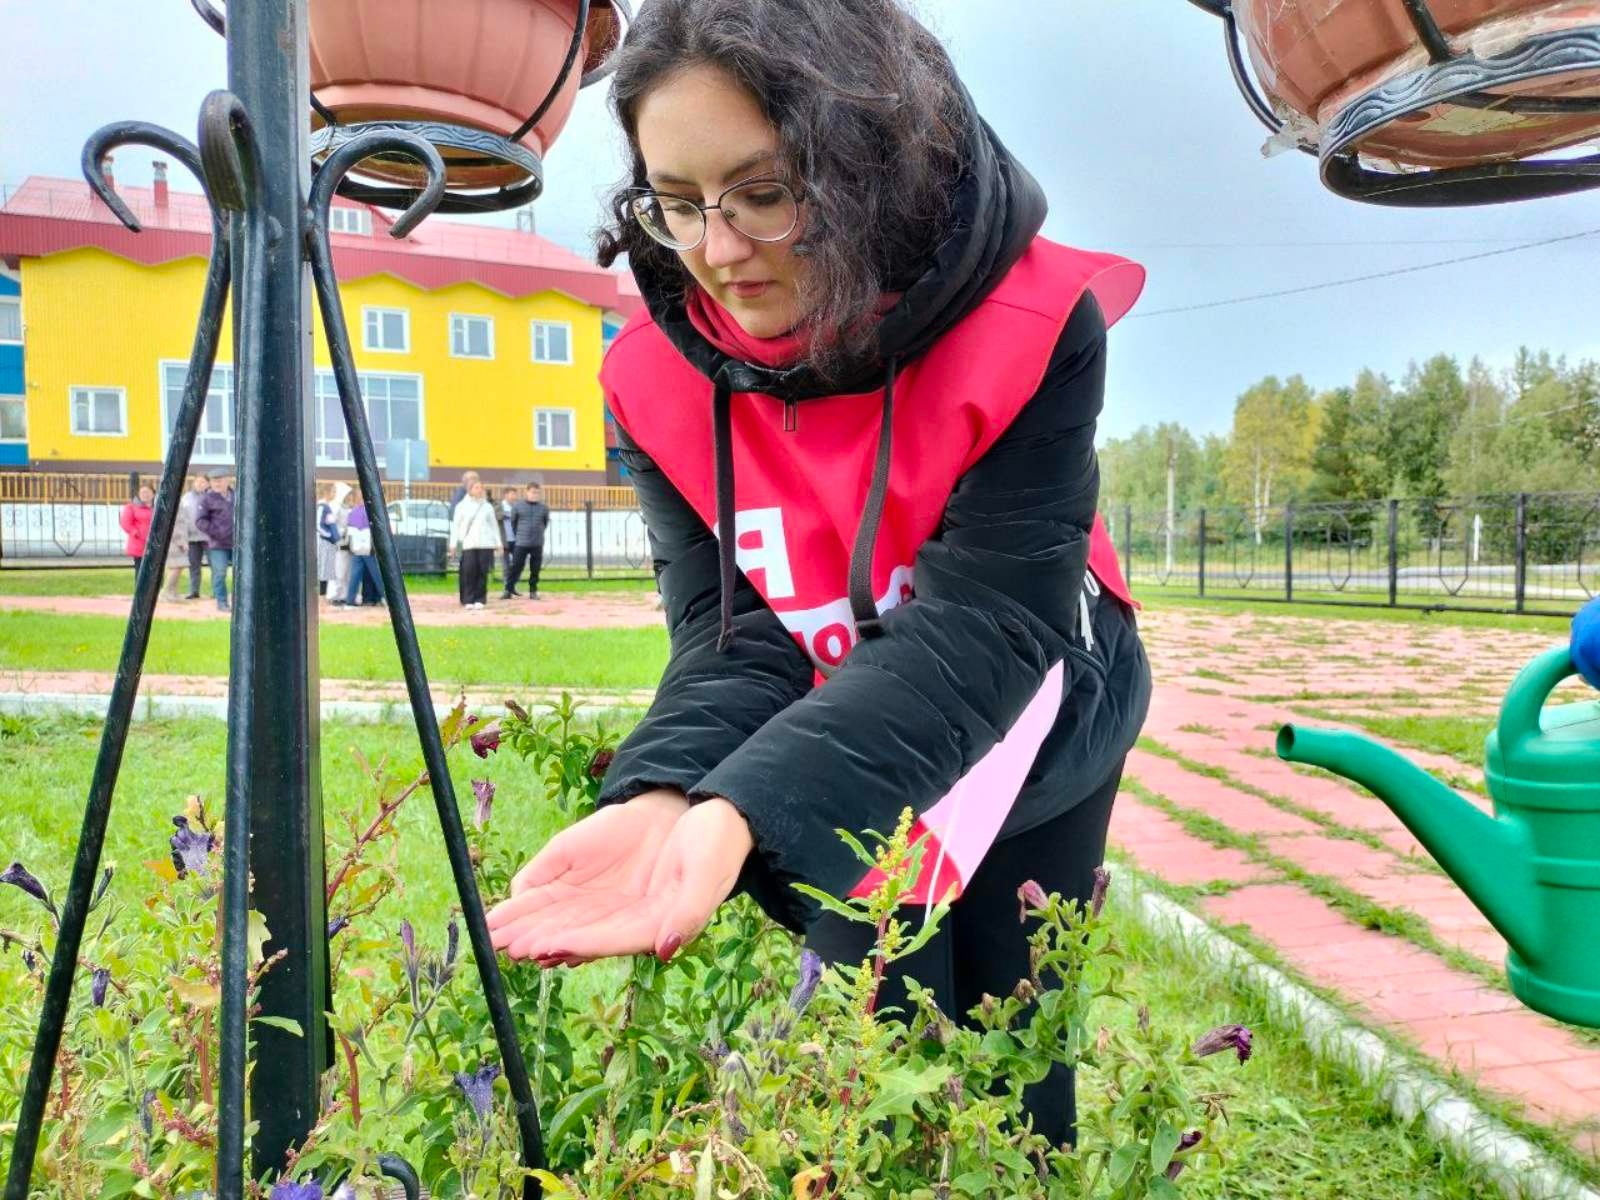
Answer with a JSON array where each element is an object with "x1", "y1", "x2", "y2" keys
[
  {"x1": 307, "y1": 0, "x2": 625, "y2": 191},
  {"x1": 1231, "y1": 0, "x2": 1600, "y2": 169}
]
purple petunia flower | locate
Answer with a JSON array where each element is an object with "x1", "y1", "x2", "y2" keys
[
  {"x1": 21, "y1": 948, "x2": 36, "y2": 974},
  {"x1": 400, "y1": 919, "x2": 420, "y2": 1002},
  {"x1": 90, "y1": 866, "x2": 115, "y2": 910},
  {"x1": 588, "y1": 748, "x2": 615, "y2": 779},
  {"x1": 139, "y1": 1088, "x2": 157, "y2": 1138},
  {"x1": 471, "y1": 779, "x2": 495, "y2": 829},
  {"x1": 445, "y1": 918, "x2": 460, "y2": 969},
  {"x1": 268, "y1": 1181, "x2": 323, "y2": 1200},
  {"x1": 453, "y1": 1061, "x2": 500, "y2": 1121},
  {"x1": 469, "y1": 722, "x2": 502, "y2": 759},
  {"x1": 1, "y1": 862, "x2": 57, "y2": 918},
  {"x1": 326, "y1": 915, "x2": 348, "y2": 940},
  {"x1": 1090, "y1": 866, "x2": 1110, "y2": 918},
  {"x1": 91, "y1": 967, "x2": 109, "y2": 1007},
  {"x1": 1192, "y1": 1024, "x2": 1253, "y2": 1064},
  {"x1": 1165, "y1": 1130, "x2": 1205, "y2": 1180},
  {"x1": 1016, "y1": 879, "x2": 1048, "y2": 922},
  {"x1": 169, "y1": 817, "x2": 215, "y2": 879},
  {"x1": 787, "y1": 949, "x2": 823, "y2": 1017}
]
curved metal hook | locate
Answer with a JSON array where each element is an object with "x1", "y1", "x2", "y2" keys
[
  {"x1": 82, "y1": 122, "x2": 205, "y2": 233},
  {"x1": 1181, "y1": 0, "x2": 1230, "y2": 15},
  {"x1": 190, "y1": 0, "x2": 225, "y2": 35},
  {"x1": 580, "y1": 0, "x2": 634, "y2": 88},
  {"x1": 197, "y1": 90, "x2": 263, "y2": 214},
  {"x1": 377, "y1": 1154, "x2": 422, "y2": 1200},
  {"x1": 309, "y1": 129, "x2": 446, "y2": 239}
]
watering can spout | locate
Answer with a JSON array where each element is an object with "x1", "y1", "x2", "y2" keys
[{"x1": 1276, "y1": 725, "x2": 1542, "y2": 963}]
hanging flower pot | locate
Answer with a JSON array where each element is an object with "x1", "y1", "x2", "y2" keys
[
  {"x1": 191, "y1": 0, "x2": 628, "y2": 211},
  {"x1": 1184, "y1": 0, "x2": 1600, "y2": 205}
]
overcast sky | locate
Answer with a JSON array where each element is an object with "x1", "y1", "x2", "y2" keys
[{"x1": 4, "y1": 0, "x2": 1598, "y2": 441}]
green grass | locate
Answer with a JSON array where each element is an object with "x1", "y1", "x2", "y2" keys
[
  {"x1": 0, "y1": 567, "x2": 653, "y2": 598},
  {"x1": 1143, "y1": 592, "x2": 1572, "y2": 637},
  {"x1": 0, "y1": 711, "x2": 1532, "y2": 1196},
  {"x1": 0, "y1": 611, "x2": 667, "y2": 690}
]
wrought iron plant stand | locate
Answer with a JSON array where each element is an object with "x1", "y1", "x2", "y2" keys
[{"x1": 4, "y1": 1, "x2": 628, "y2": 1196}]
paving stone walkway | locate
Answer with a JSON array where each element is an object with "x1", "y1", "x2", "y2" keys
[{"x1": 1115, "y1": 606, "x2": 1600, "y2": 1155}]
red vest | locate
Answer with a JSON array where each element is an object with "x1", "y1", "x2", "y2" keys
[{"x1": 603, "y1": 237, "x2": 1145, "y2": 675}]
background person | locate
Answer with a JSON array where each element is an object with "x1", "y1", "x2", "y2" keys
[
  {"x1": 449, "y1": 478, "x2": 501, "y2": 610},
  {"x1": 315, "y1": 481, "x2": 344, "y2": 597},
  {"x1": 485, "y1": 0, "x2": 1151, "y2": 1152},
  {"x1": 163, "y1": 476, "x2": 200, "y2": 601},
  {"x1": 449, "y1": 469, "x2": 480, "y2": 517},
  {"x1": 180, "y1": 474, "x2": 209, "y2": 599},
  {"x1": 119, "y1": 483, "x2": 154, "y2": 571},
  {"x1": 343, "y1": 490, "x2": 384, "y2": 607},
  {"x1": 499, "y1": 485, "x2": 520, "y2": 589},
  {"x1": 329, "y1": 483, "x2": 356, "y2": 606},
  {"x1": 195, "y1": 470, "x2": 235, "y2": 612},
  {"x1": 503, "y1": 481, "x2": 550, "y2": 602}
]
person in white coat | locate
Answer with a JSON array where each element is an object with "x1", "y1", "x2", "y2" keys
[{"x1": 449, "y1": 479, "x2": 501, "y2": 609}]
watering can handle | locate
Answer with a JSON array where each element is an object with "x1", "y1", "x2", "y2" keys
[{"x1": 1498, "y1": 646, "x2": 1578, "y2": 750}]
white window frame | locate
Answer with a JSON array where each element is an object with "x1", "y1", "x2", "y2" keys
[
  {"x1": 0, "y1": 297, "x2": 20, "y2": 345},
  {"x1": 69, "y1": 386, "x2": 128, "y2": 437},
  {"x1": 362, "y1": 306, "x2": 410, "y2": 354},
  {"x1": 159, "y1": 359, "x2": 237, "y2": 464},
  {"x1": 0, "y1": 395, "x2": 25, "y2": 443},
  {"x1": 530, "y1": 319, "x2": 574, "y2": 366},
  {"x1": 449, "y1": 313, "x2": 495, "y2": 360},
  {"x1": 328, "y1": 207, "x2": 372, "y2": 235},
  {"x1": 534, "y1": 406, "x2": 577, "y2": 452},
  {"x1": 314, "y1": 369, "x2": 426, "y2": 467}
]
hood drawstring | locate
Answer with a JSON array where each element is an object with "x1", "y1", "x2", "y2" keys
[{"x1": 711, "y1": 359, "x2": 900, "y2": 655}]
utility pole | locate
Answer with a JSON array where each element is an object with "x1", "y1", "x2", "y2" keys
[{"x1": 1165, "y1": 435, "x2": 1177, "y2": 576}]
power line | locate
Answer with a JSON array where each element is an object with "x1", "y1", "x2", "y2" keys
[{"x1": 1129, "y1": 226, "x2": 1600, "y2": 318}]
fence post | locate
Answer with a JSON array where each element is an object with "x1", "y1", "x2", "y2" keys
[
  {"x1": 1514, "y1": 492, "x2": 1528, "y2": 614},
  {"x1": 1121, "y1": 505, "x2": 1133, "y2": 581},
  {"x1": 127, "y1": 470, "x2": 139, "y2": 499},
  {"x1": 1284, "y1": 504, "x2": 1294, "y2": 603},
  {"x1": 1197, "y1": 508, "x2": 1206, "y2": 597},
  {"x1": 584, "y1": 500, "x2": 595, "y2": 580},
  {"x1": 1387, "y1": 499, "x2": 1400, "y2": 608}
]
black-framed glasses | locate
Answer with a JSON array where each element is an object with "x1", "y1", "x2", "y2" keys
[{"x1": 627, "y1": 176, "x2": 801, "y2": 251}]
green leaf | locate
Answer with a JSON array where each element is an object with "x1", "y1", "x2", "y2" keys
[
  {"x1": 252, "y1": 1015, "x2": 303, "y2": 1038},
  {"x1": 695, "y1": 1143, "x2": 716, "y2": 1200},
  {"x1": 1149, "y1": 1174, "x2": 1183, "y2": 1200},
  {"x1": 247, "y1": 909, "x2": 271, "y2": 967},
  {"x1": 1151, "y1": 1121, "x2": 1182, "y2": 1173},
  {"x1": 791, "y1": 883, "x2": 870, "y2": 923},
  {"x1": 832, "y1": 827, "x2": 875, "y2": 866},
  {"x1": 1109, "y1": 1143, "x2": 1141, "y2": 1188},
  {"x1": 860, "y1": 1063, "x2": 952, "y2": 1122},
  {"x1": 545, "y1": 1082, "x2": 609, "y2": 1151}
]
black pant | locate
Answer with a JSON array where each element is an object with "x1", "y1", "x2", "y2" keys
[
  {"x1": 504, "y1": 544, "x2": 543, "y2": 596},
  {"x1": 804, "y1": 761, "x2": 1123, "y2": 1150},
  {"x1": 459, "y1": 547, "x2": 494, "y2": 605},
  {"x1": 186, "y1": 541, "x2": 205, "y2": 597}
]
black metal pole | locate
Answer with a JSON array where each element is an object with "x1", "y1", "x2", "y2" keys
[
  {"x1": 585, "y1": 499, "x2": 595, "y2": 579},
  {"x1": 222, "y1": 1, "x2": 329, "y2": 1181},
  {"x1": 1284, "y1": 503, "x2": 1294, "y2": 602},
  {"x1": 1515, "y1": 492, "x2": 1529, "y2": 614},
  {"x1": 1388, "y1": 499, "x2": 1401, "y2": 608},
  {"x1": 1197, "y1": 507, "x2": 1207, "y2": 597}
]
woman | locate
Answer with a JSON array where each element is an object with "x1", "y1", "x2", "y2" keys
[
  {"x1": 120, "y1": 483, "x2": 155, "y2": 571},
  {"x1": 486, "y1": 0, "x2": 1151, "y2": 1148},
  {"x1": 449, "y1": 479, "x2": 501, "y2": 610},
  {"x1": 329, "y1": 484, "x2": 356, "y2": 606},
  {"x1": 315, "y1": 481, "x2": 347, "y2": 599},
  {"x1": 342, "y1": 489, "x2": 384, "y2": 607},
  {"x1": 163, "y1": 478, "x2": 199, "y2": 601}
]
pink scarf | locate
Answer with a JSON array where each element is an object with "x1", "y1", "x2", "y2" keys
[{"x1": 685, "y1": 288, "x2": 808, "y2": 368}]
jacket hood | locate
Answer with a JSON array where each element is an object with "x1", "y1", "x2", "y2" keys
[{"x1": 630, "y1": 86, "x2": 1048, "y2": 399}]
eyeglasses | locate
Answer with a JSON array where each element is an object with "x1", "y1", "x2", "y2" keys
[{"x1": 627, "y1": 176, "x2": 801, "y2": 252}]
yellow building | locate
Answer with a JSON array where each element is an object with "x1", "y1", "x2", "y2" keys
[{"x1": 0, "y1": 170, "x2": 640, "y2": 484}]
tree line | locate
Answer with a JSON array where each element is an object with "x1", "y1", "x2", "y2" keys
[{"x1": 1100, "y1": 349, "x2": 1600, "y2": 516}]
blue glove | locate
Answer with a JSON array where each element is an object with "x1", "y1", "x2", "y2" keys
[{"x1": 1572, "y1": 596, "x2": 1600, "y2": 690}]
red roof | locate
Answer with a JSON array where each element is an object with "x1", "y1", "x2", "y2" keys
[{"x1": 0, "y1": 176, "x2": 642, "y2": 316}]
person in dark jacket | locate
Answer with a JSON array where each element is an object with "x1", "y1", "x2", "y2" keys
[
  {"x1": 485, "y1": 0, "x2": 1151, "y2": 1149},
  {"x1": 501, "y1": 481, "x2": 550, "y2": 601},
  {"x1": 194, "y1": 470, "x2": 236, "y2": 612}
]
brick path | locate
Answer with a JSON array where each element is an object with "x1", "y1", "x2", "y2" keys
[{"x1": 1115, "y1": 606, "x2": 1600, "y2": 1154}]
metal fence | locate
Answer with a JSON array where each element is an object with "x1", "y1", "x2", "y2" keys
[
  {"x1": 0, "y1": 470, "x2": 652, "y2": 577},
  {"x1": 1108, "y1": 493, "x2": 1600, "y2": 616}
]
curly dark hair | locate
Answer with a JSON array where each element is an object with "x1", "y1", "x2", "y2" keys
[{"x1": 594, "y1": 0, "x2": 968, "y2": 379}]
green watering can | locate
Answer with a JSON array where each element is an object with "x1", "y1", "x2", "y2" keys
[{"x1": 1277, "y1": 647, "x2": 1600, "y2": 1028}]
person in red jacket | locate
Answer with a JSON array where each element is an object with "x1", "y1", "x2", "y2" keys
[
  {"x1": 119, "y1": 483, "x2": 155, "y2": 570},
  {"x1": 487, "y1": 0, "x2": 1152, "y2": 1147}
]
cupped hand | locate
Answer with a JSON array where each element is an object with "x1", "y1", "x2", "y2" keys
[{"x1": 486, "y1": 789, "x2": 689, "y2": 963}]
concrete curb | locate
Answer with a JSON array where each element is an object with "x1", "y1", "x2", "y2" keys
[
  {"x1": 1122, "y1": 877, "x2": 1600, "y2": 1200},
  {"x1": 0, "y1": 691, "x2": 648, "y2": 725}
]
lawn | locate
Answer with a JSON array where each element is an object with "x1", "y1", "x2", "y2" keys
[
  {"x1": 0, "y1": 566, "x2": 654, "y2": 598},
  {"x1": 1145, "y1": 591, "x2": 1572, "y2": 637},
  {"x1": 0, "y1": 610, "x2": 667, "y2": 690},
  {"x1": 0, "y1": 711, "x2": 1515, "y2": 1198}
]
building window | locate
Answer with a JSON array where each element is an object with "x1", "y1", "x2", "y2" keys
[
  {"x1": 0, "y1": 396, "x2": 24, "y2": 442},
  {"x1": 328, "y1": 207, "x2": 372, "y2": 236},
  {"x1": 70, "y1": 386, "x2": 127, "y2": 437},
  {"x1": 162, "y1": 361, "x2": 236, "y2": 462},
  {"x1": 531, "y1": 320, "x2": 572, "y2": 365},
  {"x1": 450, "y1": 314, "x2": 494, "y2": 359},
  {"x1": 363, "y1": 307, "x2": 409, "y2": 353},
  {"x1": 534, "y1": 407, "x2": 576, "y2": 451},
  {"x1": 314, "y1": 370, "x2": 422, "y2": 466},
  {"x1": 0, "y1": 298, "x2": 20, "y2": 344}
]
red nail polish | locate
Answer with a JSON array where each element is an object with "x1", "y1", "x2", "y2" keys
[{"x1": 659, "y1": 932, "x2": 684, "y2": 962}]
